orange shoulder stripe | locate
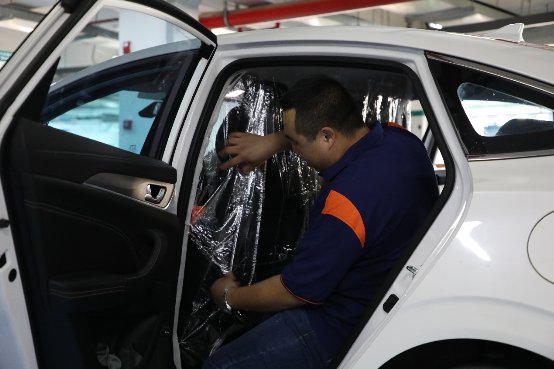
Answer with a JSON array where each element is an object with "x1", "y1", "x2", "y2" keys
[
  {"x1": 387, "y1": 122, "x2": 405, "y2": 129},
  {"x1": 321, "y1": 190, "x2": 366, "y2": 247}
]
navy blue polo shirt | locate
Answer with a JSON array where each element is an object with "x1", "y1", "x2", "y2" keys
[{"x1": 280, "y1": 122, "x2": 438, "y2": 357}]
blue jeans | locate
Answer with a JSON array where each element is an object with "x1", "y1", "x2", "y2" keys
[{"x1": 202, "y1": 308, "x2": 331, "y2": 369}]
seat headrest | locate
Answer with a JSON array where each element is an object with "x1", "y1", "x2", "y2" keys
[{"x1": 495, "y1": 118, "x2": 554, "y2": 136}]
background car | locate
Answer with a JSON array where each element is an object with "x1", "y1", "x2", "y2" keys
[{"x1": 0, "y1": 1, "x2": 553, "y2": 369}]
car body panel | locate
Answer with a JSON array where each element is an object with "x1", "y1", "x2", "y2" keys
[
  {"x1": 0, "y1": 200, "x2": 38, "y2": 369},
  {"x1": 340, "y1": 157, "x2": 554, "y2": 366},
  {"x1": 215, "y1": 26, "x2": 554, "y2": 84},
  {"x1": 352, "y1": 156, "x2": 554, "y2": 363}
]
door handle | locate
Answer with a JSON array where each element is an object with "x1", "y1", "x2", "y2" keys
[{"x1": 145, "y1": 184, "x2": 166, "y2": 204}]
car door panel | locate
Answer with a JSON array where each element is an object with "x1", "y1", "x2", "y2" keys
[
  {"x1": 4, "y1": 117, "x2": 183, "y2": 368},
  {"x1": 7, "y1": 117, "x2": 183, "y2": 292},
  {"x1": 0, "y1": 1, "x2": 217, "y2": 367}
]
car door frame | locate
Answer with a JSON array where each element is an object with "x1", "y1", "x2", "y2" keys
[{"x1": 169, "y1": 36, "x2": 470, "y2": 368}]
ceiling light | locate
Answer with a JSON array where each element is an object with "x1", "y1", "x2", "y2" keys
[{"x1": 211, "y1": 27, "x2": 237, "y2": 35}]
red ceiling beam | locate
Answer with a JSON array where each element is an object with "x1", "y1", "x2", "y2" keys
[{"x1": 199, "y1": 0, "x2": 411, "y2": 29}]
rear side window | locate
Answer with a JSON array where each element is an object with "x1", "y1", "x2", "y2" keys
[
  {"x1": 458, "y1": 82, "x2": 554, "y2": 137},
  {"x1": 428, "y1": 53, "x2": 554, "y2": 157}
]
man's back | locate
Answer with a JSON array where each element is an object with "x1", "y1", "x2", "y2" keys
[{"x1": 281, "y1": 122, "x2": 439, "y2": 357}]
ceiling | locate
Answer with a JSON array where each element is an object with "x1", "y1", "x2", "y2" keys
[{"x1": 0, "y1": 0, "x2": 553, "y2": 44}]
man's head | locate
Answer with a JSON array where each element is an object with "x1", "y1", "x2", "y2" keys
[
  {"x1": 281, "y1": 76, "x2": 367, "y2": 171},
  {"x1": 281, "y1": 75, "x2": 364, "y2": 140}
]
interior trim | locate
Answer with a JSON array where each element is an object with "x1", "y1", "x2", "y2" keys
[{"x1": 84, "y1": 173, "x2": 174, "y2": 208}]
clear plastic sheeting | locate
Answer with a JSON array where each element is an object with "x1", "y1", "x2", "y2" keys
[
  {"x1": 179, "y1": 75, "x2": 320, "y2": 368},
  {"x1": 361, "y1": 75, "x2": 415, "y2": 130}
]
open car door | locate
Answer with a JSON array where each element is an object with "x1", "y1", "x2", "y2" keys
[{"x1": 0, "y1": 1, "x2": 215, "y2": 369}]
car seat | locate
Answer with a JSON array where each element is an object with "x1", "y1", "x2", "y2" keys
[
  {"x1": 178, "y1": 75, "x2": 320, "y2": 368},
  {"x1": 495, "y1": 118, "x2": 554, "y2": 136}
]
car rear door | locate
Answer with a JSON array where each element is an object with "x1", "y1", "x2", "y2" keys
[{"x1": 0, "y1": 1, "x2": 215, "y2": 369}]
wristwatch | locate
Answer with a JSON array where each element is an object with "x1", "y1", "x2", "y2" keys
[{"x1": 221, "y1": 287, "x2": 233, "y2": 314}]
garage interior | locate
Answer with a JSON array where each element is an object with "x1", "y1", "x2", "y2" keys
[{"x1": 0, "y1": 0, "x2": 553, "y2": 68}]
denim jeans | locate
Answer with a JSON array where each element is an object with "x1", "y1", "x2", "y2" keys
[{"x1": 202, "y1": 308, "x2": 331, "y2": 369}]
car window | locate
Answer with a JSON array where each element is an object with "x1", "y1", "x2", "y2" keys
[
  {"x1": 0, "y1": 4, "x2": 54, "y2": 70},
  {"x1": 427, "y1": 54, "x2": 554, "y2": 157},
  {"x1": 47, "y1": 89, "x2": 165, "y2": 153},
  {"x1": 41, "y1": 5, "x2": 203, "y2": 155},
  {"x1": 0, "y1": 50, "x2": 12, "y2": 69},
  {"x1": 458, "y1": 82, "x2": 554, "y2": 137}
]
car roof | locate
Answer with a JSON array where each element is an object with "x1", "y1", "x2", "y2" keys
[{"x1": 217, "y1": 26, "x2": 554, "y2": 85}]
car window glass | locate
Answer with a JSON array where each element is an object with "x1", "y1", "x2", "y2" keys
[
  {"x1": 0, "y1": 4, "x2": 54, "y2": 70},
  {"x1": 458, "y1": 82, "x2": 554, "y2": 137},
  {"x1": 41, "y1": 5, "x2": 202, "y2": 155},
  {"x1": 428, "y1": 55, "x2": 554, "y2": 156}
]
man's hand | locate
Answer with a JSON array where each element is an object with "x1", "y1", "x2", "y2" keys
[
  {"x1": 210, "y1": 272, "x2": 241, "y2": 308},
  {"x1": 210, "y1": 274, "x2": 304, "y2": 313},
  {"x1": 219, "y1": 131, "x2": 289, "y2": 173}
]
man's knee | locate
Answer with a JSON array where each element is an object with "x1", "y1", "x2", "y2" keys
[
  {"x1": 202, "y1": 348, "x2": 235, "y2": 369},
  {"x1": 201, "y1": 355, "x2": 221, "y2": 369}
]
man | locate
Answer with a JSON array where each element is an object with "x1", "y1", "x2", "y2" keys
[{"x1": 203, "y1": 76, "x2": 438, "y2": 369}]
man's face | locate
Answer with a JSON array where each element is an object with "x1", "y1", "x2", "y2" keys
[{"x1": 283, "y1": 109, "x2": 329, "y2": 171}]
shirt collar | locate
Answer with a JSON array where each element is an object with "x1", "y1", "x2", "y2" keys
[{"x1": 319, "y1": 122, "x2": 384, "y2": 182}]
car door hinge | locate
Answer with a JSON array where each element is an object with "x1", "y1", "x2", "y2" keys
[{"x1": 0, "y1": 219, "x2": 9, "y2": 228}]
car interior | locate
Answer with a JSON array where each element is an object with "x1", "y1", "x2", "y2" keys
[{"x1": 177, "y1": 64, "x2": 450, "y2": 368}]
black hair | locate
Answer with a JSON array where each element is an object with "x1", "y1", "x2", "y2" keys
[{"x1": 281, "y1": 75, "x2": 364, "y2": 140}]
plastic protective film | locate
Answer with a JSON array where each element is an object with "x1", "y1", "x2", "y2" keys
[
  {"x1": 361, "y1": 76, "x2": 413, "y2": 129},
  {"x1": 178, "y1": 75, "x2": 321, "y2": 368}
]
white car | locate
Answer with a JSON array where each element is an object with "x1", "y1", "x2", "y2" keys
[{"x1": 0, "y1": 1, "x2": 553, "y2": 369}]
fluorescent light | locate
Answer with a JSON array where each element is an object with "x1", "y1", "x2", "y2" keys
[{"x1": 212, "y1": 27, "x2": 236, "y2": 35}]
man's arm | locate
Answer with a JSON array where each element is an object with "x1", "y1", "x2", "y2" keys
[
  {"x1": 219, "y1": 131, "x2": 290, "y2": 172},
  {"x1": 210, "y1": 273, "x2": 304, "y2": 313}
]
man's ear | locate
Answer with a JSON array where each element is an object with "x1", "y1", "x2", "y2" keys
[{"x1": 320, "y1": 127, "x2": 336, "y2": 146}]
